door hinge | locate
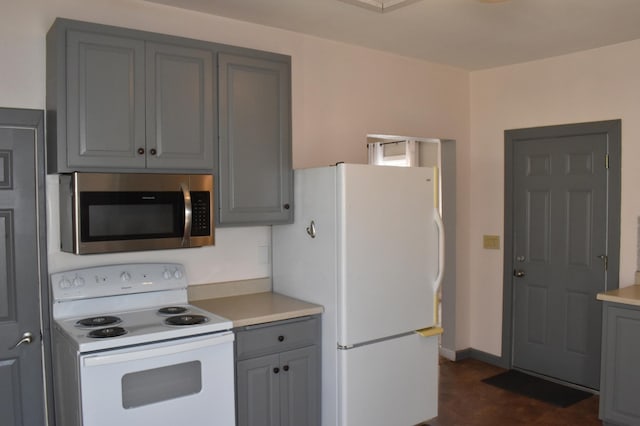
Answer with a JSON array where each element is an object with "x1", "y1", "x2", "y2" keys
[
  {"x1": 605, "y1": 153, "x2": 610, "y2": 169},
  {"x1": 598, "y1": 254, "x2": 609, "y2": 271}
]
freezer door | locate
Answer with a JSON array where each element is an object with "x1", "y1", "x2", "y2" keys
[
  {"x1": 338, "y1": 332, "x2": 438, "y2": 426},
  {"x1": 337, "y1": 164, "x2": 438, "y2": 346}
]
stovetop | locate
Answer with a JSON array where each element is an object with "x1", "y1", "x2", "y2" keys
[
  {"x1": 51, "y1": 263, "x2": 232, "y2": 352},
  {"x1": 55, "y1": 303, "x2": 232, "y2": 352}
]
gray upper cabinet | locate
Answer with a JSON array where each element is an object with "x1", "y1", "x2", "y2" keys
[
  {"x1": 65, "y1": 30, "x2": 146, "y2": 169},
  {"x1": 218, "y1": 53, "x2": 293, "y2": 226},
  {"x1": 47, "y1": 18, "x2": 294, "y2": 225},
  {"x1": 145, "y1": 43, "x2": 214, "y2": 170},
  {"x1": 47, "y1": 19, "x2": 215, "y2": 173}
]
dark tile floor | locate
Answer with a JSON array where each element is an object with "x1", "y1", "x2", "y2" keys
[{"x1": 427, "y1": 358, "x2": 602, "y2": 426}]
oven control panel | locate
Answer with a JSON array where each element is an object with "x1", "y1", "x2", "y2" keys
[{"x1": 51, "y1": 263, "x2": 188, "y2": 301}]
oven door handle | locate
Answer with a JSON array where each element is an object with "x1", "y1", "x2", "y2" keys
[
  {"x1": 83, "y1": 332, "x2": 233, "y2": 367},
  {"x1": 181, "y1": 183, "x2": 192, "y2": 247}
]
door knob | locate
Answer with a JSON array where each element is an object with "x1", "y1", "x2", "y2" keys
[
  {"x1": 9, "y1": 332, "x2": 33, "y2": 350},
  {"x1": 513, "y1": 270, "x2": 526, "y2": 278}
]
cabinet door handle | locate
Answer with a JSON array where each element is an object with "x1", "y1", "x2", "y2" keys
[
  {"x1": 283, "y1": 365, "x2": 289, "y2": 372},
  {"x1": 273, "y1": 367, "x2": 280, "y2": 374},
  {"x1": 278, "y1": 335, "x2": 285, "y2": 342},
  {"x1": 137, "y1": 147, "x2": 145, "y2": 155},
  {"x1": 283, "y1": 203, "x2": 290, "y2": 210},
  {"x1": 149, "y1": 148, "x2": 157, "y2": 156}
]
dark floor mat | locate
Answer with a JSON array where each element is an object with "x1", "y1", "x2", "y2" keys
[{"x1": 481, "y1": 370, "x2": 593, "y2": 407}]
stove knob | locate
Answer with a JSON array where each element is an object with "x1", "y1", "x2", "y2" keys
[
  {"x1": 173, "y1": 269, "x2": 183, "y2": 279},
  {"x1": 120, "y1": 272, "x2": 131, "y2": 282},
  {"x1": 73, "y1": 276, "x2": 85, "y2": 287},
  {"x1": 163, "y1": 270, "x2": 172, "y2": 280},
  {"x1": 59, "y1": 278, "x2": 72, "y2": 289}
]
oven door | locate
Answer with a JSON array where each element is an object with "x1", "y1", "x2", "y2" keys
[{"x1": 79, "y1": 332, "x2": 234, "y2": 426}]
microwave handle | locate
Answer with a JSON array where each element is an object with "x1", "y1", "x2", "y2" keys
[{"x1": 181, "y1": 183, "x2": 192, "y2": 246}]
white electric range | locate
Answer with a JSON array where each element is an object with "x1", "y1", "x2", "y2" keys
[{"x1": 51, "y1": 263, "x2": 235, "y2": 426}]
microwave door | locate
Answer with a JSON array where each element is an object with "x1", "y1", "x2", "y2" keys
[{"x1": 78, "y1": 192, "x2": 185, "y2": 253}]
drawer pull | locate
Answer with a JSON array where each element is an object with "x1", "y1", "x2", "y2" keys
[{"x1": 278, "y1": 335, "x2": 285, "y2": 342}]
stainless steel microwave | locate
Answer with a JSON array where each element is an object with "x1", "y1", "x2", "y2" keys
[{"x1": 59, "y1": 173, "x2": 214, "y2": 254}]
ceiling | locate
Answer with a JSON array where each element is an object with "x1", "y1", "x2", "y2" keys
[{"x1": 145, "y1": 0, "x2": 640, "y2": 70}]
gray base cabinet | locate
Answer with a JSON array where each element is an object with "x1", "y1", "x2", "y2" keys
[
  {"x1": 47, "y1": 19, "x2": 215, "y2": 173},
  {"x1": 599, "y1": 302, "x2": 640, "y2": 425},
  {"x1": 218, "y1": 53, "x2": 293, "y2": 226},
  {"x1": 235, "y1": 316, "x2": 320, "y2": 426}
]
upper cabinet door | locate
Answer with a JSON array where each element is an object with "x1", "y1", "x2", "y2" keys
[
  {"x1": 66, "y1": 30, "x2": 146, "y2": 169},
  {"x1": 218, "y1": 53, "x2": 293, "y2": 225},
  {"x1": 145, "y1": 43, "x2": 215, "y2": 170}
]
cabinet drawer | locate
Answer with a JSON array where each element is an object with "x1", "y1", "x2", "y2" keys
[{"x1": 236, "y1": 317, "x2": 319, "y2": 360}]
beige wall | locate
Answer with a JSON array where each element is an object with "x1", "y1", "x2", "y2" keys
[
  {"x1": 2, "y1": 0, "x2": 471, "y2": 347},
  {"x1": 469, "y1": 39, "x2": 640, "y2": 356}
]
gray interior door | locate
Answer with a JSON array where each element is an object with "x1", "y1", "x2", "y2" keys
[
  {"x1": 508, "y1": 121, "x2": 620, "y2": 390},
  {"x1": 0, "y1": 109, "x2": 49, "y2": 425}
]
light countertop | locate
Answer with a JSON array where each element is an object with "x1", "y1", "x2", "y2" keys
[
  {"x1": 597, "y1": 284, "x2": 640, "y2": 307},
  {"x1": 191, "y1": 292, "x2": 324, "y2": 328}
]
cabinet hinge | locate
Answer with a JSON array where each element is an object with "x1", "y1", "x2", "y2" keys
[{"x1": 605, "y1": 153, "x2": 610, "y2": 169}]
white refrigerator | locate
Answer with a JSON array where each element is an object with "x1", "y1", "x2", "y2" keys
[{"x1": 272, "y1": 163, "x2": 444, "y2": 426}]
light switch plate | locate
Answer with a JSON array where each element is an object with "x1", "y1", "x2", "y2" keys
[{"x1": 483, "y1": 235, "x2": 500, "y2": 250}]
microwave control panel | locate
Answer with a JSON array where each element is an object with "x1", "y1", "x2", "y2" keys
[{"x1": 191, "y1": 191, "x2": 211, "y2": 236}]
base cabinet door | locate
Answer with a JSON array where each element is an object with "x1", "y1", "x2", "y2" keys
[
  {"x1": 599, "y1": 303, "x2": 640, "y2": 425},
  {"x1": 279, "y1": 346, "x2": 319, "y2": 426},
  {"x1": 237, "y1": 354, "x2": 281, "y2": 426}
]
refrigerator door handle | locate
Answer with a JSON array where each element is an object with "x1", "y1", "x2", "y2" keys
[
  {"x1": 433, "y1": 207, "x2": 445, "y2": 293},
  {"x1": 337, "y1": 330, "x2": 417, "y2": 350},
  {"x1": 416, "y1": 326, "x2": 444, "y2": 337}
]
